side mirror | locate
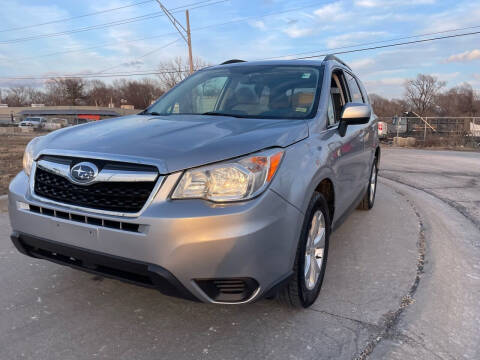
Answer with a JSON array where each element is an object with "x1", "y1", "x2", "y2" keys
[{"x1": 338, "y1": 102, "x2": 371, "y2": 136}]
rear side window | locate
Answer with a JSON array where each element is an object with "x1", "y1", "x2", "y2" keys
[{"x1": 345, "y1": 73, "x2": 364, "y2": 103}]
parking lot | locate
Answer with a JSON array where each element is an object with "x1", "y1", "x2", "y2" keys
[{"x1": 1, "y1": 147, "x2": 479, "y2": 360}]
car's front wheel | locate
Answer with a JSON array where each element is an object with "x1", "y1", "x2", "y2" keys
[{"x1": 278, "y1": 192, "x2": 330, "y2": 308}]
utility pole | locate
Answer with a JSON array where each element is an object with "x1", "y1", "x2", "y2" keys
[
  {"x1": 185, "y1": 10, "x2": 193, "y2": 74},
  {"x1": 155, "y1": 1, "x2": 194, "y2": 74}
]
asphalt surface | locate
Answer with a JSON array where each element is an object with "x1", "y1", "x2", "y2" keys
[
  {"x1": 0, "y1": 147, "x2": 479, "y2": 359},
  {"x1": 374, "y1": 148, "x2": 480, "y2": 360}
]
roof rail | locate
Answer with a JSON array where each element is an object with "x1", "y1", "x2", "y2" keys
[
  {"x1": 220, "y1": 59, "x2": 247, "y2": 65},
  {"x1": 323, "y1": 55, "x2": 351, "y2": 70}
]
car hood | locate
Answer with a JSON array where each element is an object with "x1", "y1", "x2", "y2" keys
[{"x1": 36, "y1": 114, "x2": 309, "y2": 173}]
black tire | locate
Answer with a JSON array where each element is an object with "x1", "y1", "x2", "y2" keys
[
  {"x1": 278, "y1": 192, "x2": 330, "y2": 308},
  {"x1": 358, "y1": 158, "x2": 378, "y2": 210}
]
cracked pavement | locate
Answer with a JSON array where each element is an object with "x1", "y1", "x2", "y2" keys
[{"x1": 0, "y1": 147, "x2": 479, "y2": 359}]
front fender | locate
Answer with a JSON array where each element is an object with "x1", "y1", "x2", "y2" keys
[{"x1": 270, "y1": 138, "x2": 335, "y2": 217}]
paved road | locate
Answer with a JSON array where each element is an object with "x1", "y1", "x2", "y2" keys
[
  {"x1": 0, "y1": 147, "x2": 479, "y2": 359},
  {"x1": 373, "y1": 148, "x2": 480, "y2": 360}
]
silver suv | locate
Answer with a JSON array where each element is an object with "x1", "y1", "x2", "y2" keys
[{"x1": 9, "y1": 56, "x2": 379, "y2": 307}]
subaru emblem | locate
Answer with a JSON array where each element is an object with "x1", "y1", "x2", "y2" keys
[{"x1": 70, "y1": 162, "x2": 98, "y2": 184}]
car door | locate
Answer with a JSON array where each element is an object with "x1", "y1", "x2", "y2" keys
[
  {"x1": 324, "y1": 68, "x2": 367, "y2": 218},
  {"x1": 357, "y1": 77, "x2": 378, "y2": 168},
  {"x1": 344, "y1": 71, "x2": 373, "y2": 187}
]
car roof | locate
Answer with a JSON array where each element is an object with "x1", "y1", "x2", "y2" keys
[
  {"x1": 207, "y1": 59, "x2": 323, "y2": 70},
  {"x1": 206, "y1": 55, "x2": 351, "y2": 71}
]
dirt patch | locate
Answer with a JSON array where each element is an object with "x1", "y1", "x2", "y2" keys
[{"x1": 0, "y1": 133, "x2": 37, "y2": 195}]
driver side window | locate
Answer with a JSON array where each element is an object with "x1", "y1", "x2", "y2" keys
[{"x1": 328, "y1": 71, "x2": 348, "y2": 127}]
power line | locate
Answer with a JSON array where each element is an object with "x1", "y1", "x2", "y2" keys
[
  {"x1": 0, "y1": 0, "x2": 228, "y2": 45},
  {"x1": 291, "y1": 30, "x2": 480, "y2": 60},
  {"x1": 95, "y1": 38, "x2": 181, "y2": 74},
  {"x1": 259, "y1": 24, "x2": 480, "y2": 60},
  {"x1": 0, "y1": 0, "x2": 155, "y2": 33},
  {"x1": 0, "y1": 70, "x2": 189, "y2": 81},
  {"x1": 10, "y1": 18, "x2": 480, "y2": 66},
  {"x1": 2, "y1": 27, "x2": 480, "y2": 81},
  {"x1": 11, "y1": 32, "x2": 179, "y2": 62},
  {"x1": 5, "y1": 0, "x2": 336, "y2": 62}
]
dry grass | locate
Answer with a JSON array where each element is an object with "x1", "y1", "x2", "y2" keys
[{"x1": 0, "y1": 133, "x2": 37, "y2": 194}]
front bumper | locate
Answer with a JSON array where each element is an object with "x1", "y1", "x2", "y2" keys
[{"x1": 9, "y1": 171, "x2": 302, "y2": 303}]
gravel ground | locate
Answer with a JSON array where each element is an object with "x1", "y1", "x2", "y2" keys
[{"x1": 0, "y1": 134, "x2": 36, "y2": 195}]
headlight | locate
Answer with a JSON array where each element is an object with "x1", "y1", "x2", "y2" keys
[
  {"x1": 172, "y1": 149, "x2": 284, "y2": 202},
  {"x1": 22, "y1": 137, "x2": 41, "y2": 176}
]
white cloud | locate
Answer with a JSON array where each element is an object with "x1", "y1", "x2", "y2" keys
[
  {"x1": 325, "y1": 31, "x2": 386, "y2": 48},
  {"x1": 355, "y1": 0, "x2": 435, "y2": 8},
  {"x1": 430, "y1": 72, "x2": 460, "y2": 82},
  {"x1": 350, "y1": 58, "x2": 376, "y2": 71},
  {"x1": 471, "y1": 74, "x2": 480, "y2": 88},
  {"x1": 446, "y1": 50, "x2": 480, "y2": 63},
  {"x1": 421, "y1": 2, "x2": 480, "y2": 32},
  {"x1": 313, "y1": 2, "x2": 346, "y2": 22},
  {"x1": 282, "y1": 25, "x2": 314, "y2": 38},
  {"x1": 282, "y1": 2, "x2": 350, "y2": 39},
  {"x1": 364, "y1": 77, "x2": 406, "y2": 86},
  {"x1": 250, "y1": 20, "x2": 266, "y2": 30},
  {"x1": 121, "y1": 60, "x2": 144, "y2": 67}
]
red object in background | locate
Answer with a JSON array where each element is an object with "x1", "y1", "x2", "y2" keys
[
  {"x1": 378, "y1": 122, "x2": 383, "y2": 131},
  {"x1": 78, "y1": 114, "x2": 101, "y2": 121}
]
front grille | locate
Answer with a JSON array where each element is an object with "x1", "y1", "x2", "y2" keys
[{"x1": 34, "y1": 166, "x2": 157, "y2": 213}]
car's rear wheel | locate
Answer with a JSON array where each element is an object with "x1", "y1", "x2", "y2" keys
[
  {"x1": 358, "y1": 158, "x2": 378, "y2": 210},
  {"x1": 278, "y1": 192, "x2": 330, "y2": 308}
]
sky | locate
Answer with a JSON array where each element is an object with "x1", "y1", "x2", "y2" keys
[{"x1": 0, "y1": 0, "x2": 479, "y2": 98}]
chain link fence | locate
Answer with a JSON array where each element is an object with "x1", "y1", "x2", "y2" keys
[{"x1": 378, "y1": 116, "x2": 480, "y2": 149}]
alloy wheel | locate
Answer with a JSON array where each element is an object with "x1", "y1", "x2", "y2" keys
[
  {"x1": 369, "y1": 163, "x2": 377, "y2": 204},
  {"x1": 304, "y1": 210, "x2": 326, "y2": 290}
]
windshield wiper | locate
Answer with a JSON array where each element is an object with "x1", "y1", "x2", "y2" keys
[{"x1": 201, "y1": 111, "x2": 247, "y2": 118}]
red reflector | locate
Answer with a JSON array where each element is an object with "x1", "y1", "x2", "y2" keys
[{"x1": 378, "y1": 123, "x2": 383, "y2": 130}]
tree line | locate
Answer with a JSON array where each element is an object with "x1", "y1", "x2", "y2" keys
[
  {"x1": 0, "y1": 77, "x2": 166, "y2": 110},
  {"x1": 1, "y1": 58, "x2": 479, "y2": 117},
  {"x1": 370, "y1": 74, "x2": 480, "y2": 118},
  {"x1": 0, "y1": 57, "x2": 207, "y2": 109}
]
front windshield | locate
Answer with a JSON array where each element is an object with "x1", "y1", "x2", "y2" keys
[{"x1": 145, "y1": 65, "x2": 323, "y2": 119}]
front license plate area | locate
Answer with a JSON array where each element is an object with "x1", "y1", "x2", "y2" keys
[{"x1": 50, "y1": 219, "x2": 99, "y2": 249}]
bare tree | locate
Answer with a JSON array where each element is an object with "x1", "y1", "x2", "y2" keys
[
  {"x1": 43, "y1": 78, "x2": 86, "y2": 105},
  {"x1": 404, "y1": 74, "x2": 445, "y2": 116},
  {"x1": 369, "y1": 94, "x2": 408, "y2": 117},
  {"x1": 432, "y1": 83, "x2": 478, "y2": 117},
  {"x1": 25, "y1": 87, "x2": 47, "y2": 104},
  {"x1": 59, "y1": 78, "x2": 86, "y2": 105},
  {"x1": 44, "y1": 80, "x2": 63, "y2": 105},
  {"x1": 86, "y1": 80, "x2": 113, "y2": 107},
  {"x1": 157, "y1": 56, "x2": 209, "y2": 90},
  {"x1": 5, "y1": 86, "x2": 30, "y2": 106},
  {"x1": 113, "y1": 78, "x2": 164, "y2": 109}
]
